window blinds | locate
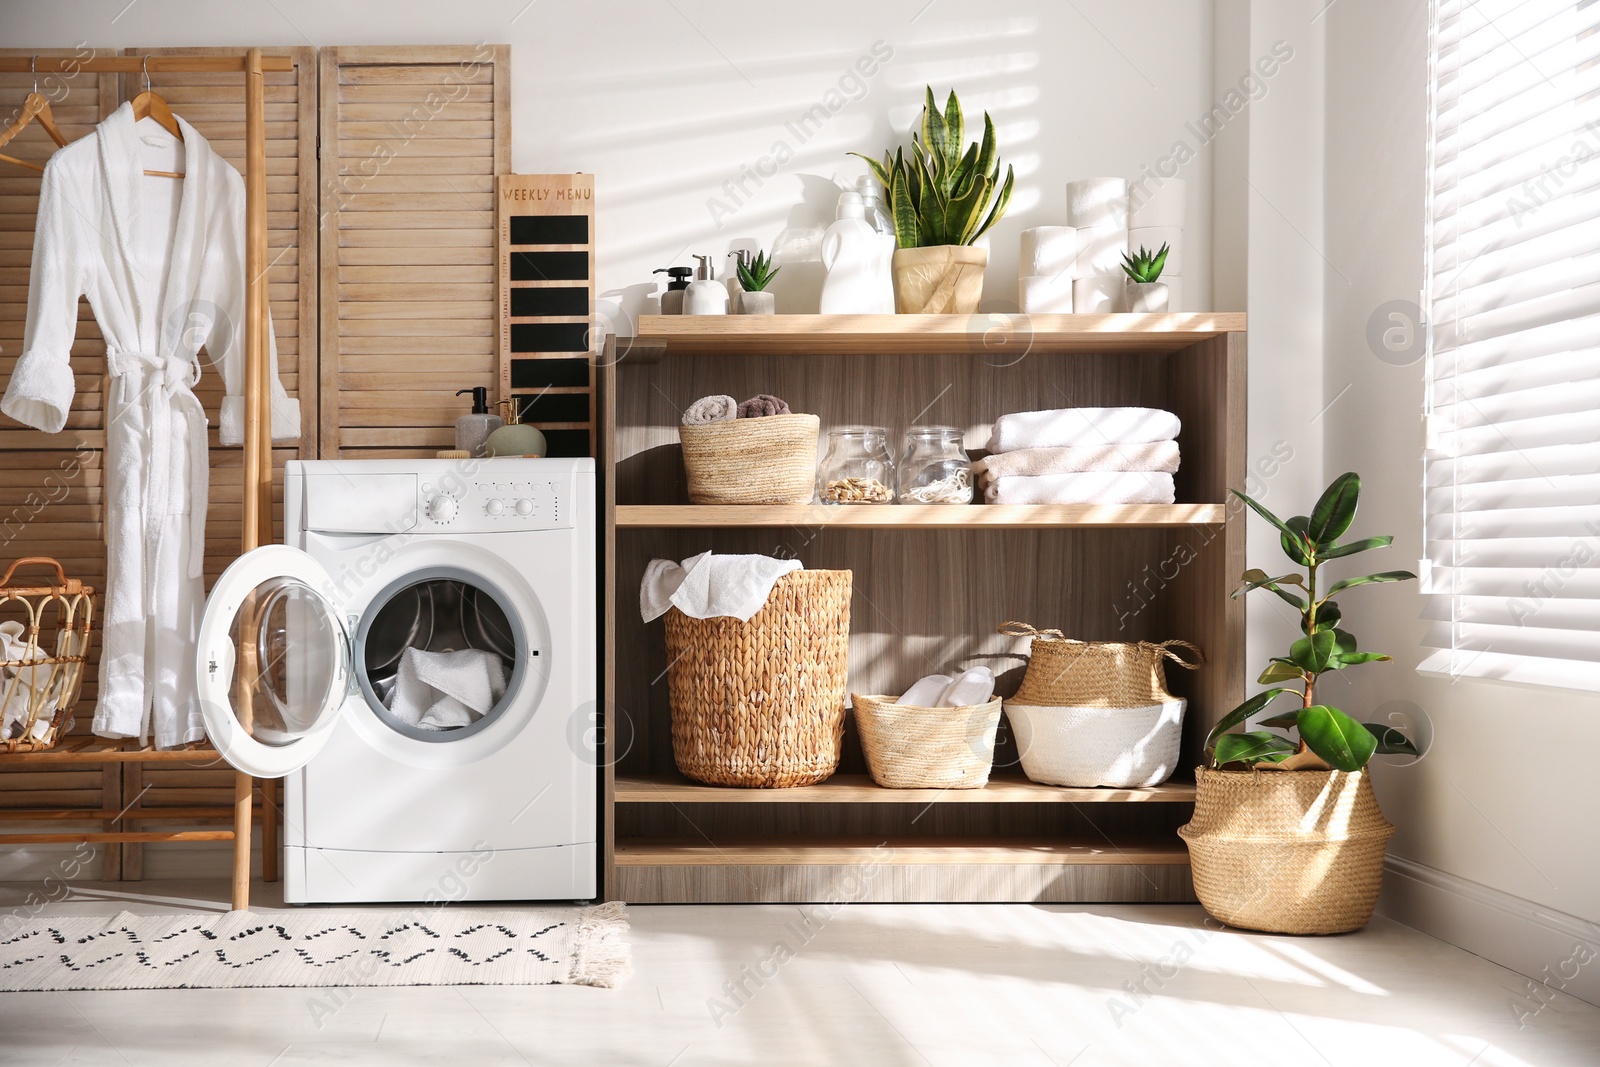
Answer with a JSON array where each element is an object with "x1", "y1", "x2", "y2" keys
[{"x1": 1423, "y1": 0, "x2": 1600, "y2": 689}]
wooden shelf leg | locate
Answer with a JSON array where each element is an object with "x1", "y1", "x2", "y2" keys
[
  {"x1": 123, "y1": 761, "x2": 144, "y2": 881},
  {"x1": 261, "y1": 776, "x2": 279, "y2": 883},
  {"x1": 231, "y1": 770, "x2": 252, "y2": 911},
  {"x1": 99, "y1": 760, "x2": 123, "y2": 881}
]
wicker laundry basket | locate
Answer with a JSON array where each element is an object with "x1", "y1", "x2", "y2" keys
[
  {"x1": 0, "y1": 557, "x2": 95, "y2": 753},
  {"x1": 1178, "y1": 767, "x2": 1396, "y2": 934},
  {"x1": 679, "y1": 414, "x2": 820, "y2": 504},
  {"x1": 666, "y1": 569, "x2": 851, "y2": 787},
  {"x1": 852, "y1": 694, "x2": 1003, "y2": 789},
  {"x1": 999, "y1": 622, "x2": 1201, "y2": 788}
]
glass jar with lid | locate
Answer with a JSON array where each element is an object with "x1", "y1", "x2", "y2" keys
[
  {"x1": 819, "y1": 426, "x2": 895, "y2": 504},
  {"x1": 896, "y1": 426, "x2": 972, "y2": 504}
]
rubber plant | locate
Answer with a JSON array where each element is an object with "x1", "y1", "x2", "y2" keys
[
  {"x1": 736, "y1": 249, "x2": 780, "y2": 292},
  {"x1": 1205, "y1": 472, "x2": 1420, "y2": 772},
  {"x1": 851, "y1": 87, "x2": 1015, "y2": 248}
]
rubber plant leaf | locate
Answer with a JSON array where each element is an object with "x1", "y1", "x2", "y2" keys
[
  {"x1": 1308, "y1": 471, "x2": 1361, "y2": 547},
  {"x1": 1306, "y1": 600, "x2": 1342, "y2": 634},
  {"x1": 1321, "y1": 536, "x2": 1394, "y2": 559},
  {"x1": 1281, "y1": 515, "x2": 1313, "y2": 567},
  {"x1": 1257, "y1": 710, "x2": 1303, "y2": 729},
  {"x1": 1214, "y1": 731, "x2": 1297, "y2": 766},
  {"x1": 1298, "y1": 704, "x2": 1378, "y2": 771},
  {"x1": 1324, "y1": 570, "x2": 1417, "y2": 597},
  {"x1": 1257, "y1": 660, "x2": 1306, "y2": 685},
  {"x1": 1364, "y1": 723, "x2": 1420, "y2": 755},
  {"x1": 1230, "y1": 489, "x2": 1299, "y2": 544},
  {"x1": 1205, "y1": 687, "x2": 1295, "y2": 752},
  {"x1": 1288, "y1": 630, "x2": 1337, "y2": 674}
]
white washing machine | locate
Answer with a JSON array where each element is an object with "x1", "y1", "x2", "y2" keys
[{"x1": 194, "y1": 458, "x2": 597, "y2": 904}]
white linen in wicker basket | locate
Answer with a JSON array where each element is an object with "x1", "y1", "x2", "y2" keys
[{"x1": 1005, "y1": 699, "x2": 1186, "y2": 788}]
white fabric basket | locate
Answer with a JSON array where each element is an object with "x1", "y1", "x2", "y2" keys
[{"x1": 1005, "y1": 699, "x2": 1186, "y2": 788}]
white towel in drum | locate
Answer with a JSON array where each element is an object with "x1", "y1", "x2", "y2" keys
[
  {"x1": 986, "y1": 407, "x2": 1181, "y2": 453},
  {"x1": 983, "y1": 472, "x2": 1176, "y2": 505},
  {"x1": 640, "y1": 551, "x2": 803, "y2": 623},
  {"x1": 386, "y1": 647, "x2": 507, "y2": 731}
]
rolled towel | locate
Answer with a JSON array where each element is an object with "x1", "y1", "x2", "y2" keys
[
  {"x1": 983, "y1": 472, "x2": 1176, "y2": 505},
  {"x1": 1066, "y1": 177, "x2": 1129, "y2": 229},
  {"x1": 974, "y1": 441, "x2": 1181, "y2": 481},
  {"x1": 1073, "y1": 275, "x2": 1124, "y2": 314},
  {"x1": 1019, "y1": 273, "x2": 1074, "y2": 314},
  {"x1": 1129, "y1": 177, "x2": 1186, "y2": 229},
  {"x1": 1074, "y1": 226, "x2": 1129, "y2": 277},
  {"x1": 986, "y1": 407, "x2": 1181, "y2": 453},
  {"x1": 682, "y1": 394, "x2": 738, "y2": 425},
  {"x1": 737, "y1": 393, "x2": 791, "y2": 418},
  {"x1": 1128, "y1": 227, "x2": 1182, "y2": 275},
  {"x1": 1020, "y1": 226, "x2": 1077, "y2": 277}
]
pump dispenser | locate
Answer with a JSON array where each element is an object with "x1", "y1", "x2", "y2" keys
[
  {"x1": 684, "y1": 254, "x2": 729, "y2": 315},
  {"x1": 654, "y1": 265, "x2": 693, "y2": 314},
  {"x1": 454, "y1": 386, "x2": 503, "y2": 457}
]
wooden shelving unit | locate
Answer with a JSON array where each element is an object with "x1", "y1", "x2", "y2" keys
[{"x1": 600, "y1": 312, "x2": 1245, "y2": 904}]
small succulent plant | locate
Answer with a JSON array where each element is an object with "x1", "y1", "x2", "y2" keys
[
  {"x1": 736, "y1": 249, "x2": 780, "y2": 292},
  {"x1": 1120, "y1": 243, "x2": 1171, "y2": 283}
]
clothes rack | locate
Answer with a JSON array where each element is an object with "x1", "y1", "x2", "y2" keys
[{"x1": 0, "y1": 49, "x2": 295, "y2": 912}]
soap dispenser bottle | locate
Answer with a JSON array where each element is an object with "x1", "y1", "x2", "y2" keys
[
  {"x1": 454, "y1": 386, "x2": 503, "y2": 458},
  {"x1": 820, "y1": 190, "x2": 896, "y2": 314},
  {"x1": 654, "y1": 266, "x2": 693, "y2": 314},
  {"x1": 726, "y1": 250, "x2": 750, "y2": 314},
  {"x1": 684, "y1": 254, "x2": 729, "y2": 315}
]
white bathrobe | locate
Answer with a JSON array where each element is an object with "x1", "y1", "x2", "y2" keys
[{"x1": 0, "y1": 102, "x2": 300, "y2": 748}]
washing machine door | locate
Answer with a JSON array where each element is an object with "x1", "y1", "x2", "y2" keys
[{"x1": 196, "y1": 545, "x2": 351, "y2": 779}]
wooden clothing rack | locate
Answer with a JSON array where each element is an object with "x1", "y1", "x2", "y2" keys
[{"x1": 0, "y1": 50, "x2": 294, "y2": 911}]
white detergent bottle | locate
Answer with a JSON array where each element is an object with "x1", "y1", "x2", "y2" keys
[{"x1": 819, "y1": 190, "x2": 895, "y2": 314}]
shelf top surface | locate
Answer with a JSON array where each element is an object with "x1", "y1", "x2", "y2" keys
[
  {"x1": 614, "y1": 503, "x2": 1226, "y2": 529},
  {"x1": 614, "y1": 835, "x2": 1189, "y2": 865},
  {"x1": 626, "y1": 313, "x2": 1245, "y2": 356},
  {"x1": 614, "y1": 774, "x2": 1196, "y2": 803}
]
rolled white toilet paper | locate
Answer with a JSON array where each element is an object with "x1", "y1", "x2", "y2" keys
[
  {"x1": 1129, "y1": 177, "x2": 1186, "y2": 229},
  {"x1": 1129, "y1": 227, "x2": 1182, "y2": 275},
  {"x1": 1019, "y1": 226, "x2": 1077, "y2": 277},
  {"x1": 1065, "y1": 177, "x2": 1129, "y2": 229},
  {"x1": 1019, "y1": 272, "x2": 1074, "y2": 313},
  {"x1": 1073, "y1": 274, "x2": 1125, "y2": 314},
  {"x1": 1075, "y1": 225, "x2": 1129, "y2": 277}
]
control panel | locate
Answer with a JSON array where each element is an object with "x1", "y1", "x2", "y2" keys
[{"x1": 418, "y1": 474, "x2": 570, "y2": 532}]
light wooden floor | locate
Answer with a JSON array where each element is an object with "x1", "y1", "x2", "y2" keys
[{"x1": 2, "y1": 879, "x2": 1597, "y2": 1066}]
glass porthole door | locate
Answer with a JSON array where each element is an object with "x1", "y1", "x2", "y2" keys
[{"x1": 196, "y1": 545, "x2": 351, "y2": 778}]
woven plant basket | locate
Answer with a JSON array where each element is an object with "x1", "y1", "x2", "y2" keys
[
  {"x1": 852, "y1": 694, "x2": 1003, "y2": 789},
  {"x1": 679, "y1": 414, "x2": 820, "y2": 504},
  {"x1": 1178, "y1": 767, "x2": 1396, "y2": 934},
  {"x1": 998, "y1": 622, "x2": 1202, "y2": 788},
  {"x1": 666, "y1": 570, "x2": 851, "y2": 787}
]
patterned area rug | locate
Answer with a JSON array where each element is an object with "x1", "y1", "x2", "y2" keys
[{"x1": 0, "y1": 902, "x2": 629, "y2": 990}]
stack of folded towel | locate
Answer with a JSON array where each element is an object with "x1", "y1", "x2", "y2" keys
[
  {"x1": 681, "y1": 394, "x2": 792, "y2": 425},
  {"x1": 976, "y1": 407, "x2": 1181, "y2": 504}
]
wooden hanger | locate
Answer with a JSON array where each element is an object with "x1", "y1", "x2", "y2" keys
[
  {"x1": 130, "y1": 55, "x2": 184, "y2": 179},
  {"x1": 0, "y1": 58, "x2": 70, "y2": 173}
]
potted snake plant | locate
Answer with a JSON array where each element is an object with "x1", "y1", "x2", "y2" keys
[
  {"x1": 1178, "y1": 472, "x2": 1418, "y2": 935},
  {"x1": 852, "y1": 87, "x2": 1014, "y2": 314}
]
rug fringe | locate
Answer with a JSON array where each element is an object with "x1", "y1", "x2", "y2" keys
[{"x1": 570, "y1": 900, "x2": 632, "y2": 988}]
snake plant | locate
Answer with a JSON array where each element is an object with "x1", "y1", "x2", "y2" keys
[
  {"x1": 1205, "y1": 473, "x2": 1419, "y2": 772},
  {"x1": 851, "y1": 87, "x2": 1014, "y2": 248},
  {"x1": 1120, "y1": 243, "x2": 1170, "y2": 283},
  {"x1": 736, "y1": 249, "x2": 780, "y2": 292}
]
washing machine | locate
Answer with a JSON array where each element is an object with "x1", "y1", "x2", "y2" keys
[{"x1": 194, "y1": 458, "x2": 597, "y2": 903}]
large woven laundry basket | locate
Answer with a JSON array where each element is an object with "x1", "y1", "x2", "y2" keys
[
  {"x1": 679, "y1": 414, "x2": 820, "y2": 504},
  {"x1": 999, "y1": 622, "x2": 1201, "y2": 788},
  {"x1": 1178, "y1": 767, "x2": 1396, "y2": 934},
  {"x1": 852, "y1": 694, "x2": 1003, "y2": 789},
  {"x1": 666, "y1": 569, "x2": 851, "y2": 787}
]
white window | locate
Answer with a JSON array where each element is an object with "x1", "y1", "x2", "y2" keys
[{"x1": 1423, "y1": 0, "x2": 1600, "y2": 690}]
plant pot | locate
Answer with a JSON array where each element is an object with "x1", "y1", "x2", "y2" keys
[
  {"x1": 1178, "y1": 766, "x2": 1395, "y2": 935},
  {"x1": 891, "y1": 245, "x2": 987, "y2": 314},
  {"x1": 1124, "y1": 280, "x2": 1170, "y2": 313},
  {"x1": 739, "y1": 290, "x2": 776, "y2": 315}
]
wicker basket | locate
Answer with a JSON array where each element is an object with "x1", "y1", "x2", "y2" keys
[
  {"x1": 998, "y1": 622, "x2": 1201, "y2": 788},
  {"x1": 679, "y1": 414, "x2": 820, "y2": 504},
  {"x1": 853, "y1": 694, "x2": 1003, "y2": 789},
  {"x1": 666, "y1": 569, "x2": 851, "y2": 787},
  {"x1": 0, "y1": 557, "x2": 95, "y2": 753},
  {"x1": 1178, "y1": 767, "x2": 1396, "y2": 934}
]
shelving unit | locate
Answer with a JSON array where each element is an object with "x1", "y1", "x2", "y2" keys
[{"x1": 600, "y1": 312, "x2": 1245, "y2": 903}]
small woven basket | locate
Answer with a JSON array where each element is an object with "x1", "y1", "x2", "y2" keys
[
  {"x1": 679, "y1": 414, "x2": 820, "y2": 504},
  {"x1": 1178, "y1": 767, "x2": 1396, "y2": 934},
  {"x1": 666, "y1": 569, "x2": 851, "y2": 787},
  {"x1": 0, "y1": 557, "x2": 95, "y2": 753},
  {"x1": 852, "y1": 694, "x2": 1003, "y2": 789}
]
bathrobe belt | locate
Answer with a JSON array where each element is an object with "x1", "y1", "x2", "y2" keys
[{"x1": 112, "y1": 346, "x2": 210, "y2": 608}]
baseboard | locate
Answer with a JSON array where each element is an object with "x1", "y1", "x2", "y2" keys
[{"x1": 1381, "y1": 855, "x2": 1600, "y2": 1012}]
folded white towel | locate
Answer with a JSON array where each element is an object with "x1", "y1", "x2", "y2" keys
[
  {"x1": 682, "y1": 395, "x2": 738, "y2": 425},
  {"x1": 983, "y1": 472, "x2": 1176, "y2": 505},
  {"x1": 386, "y1": 647, "x2": 508, "y2": 731},
  {"x1": 938, "y1": 667, "x2": 995, "y2": 707},
  {"x1": 640, "y1": 551, "x2": 803, "y2": 622},
  {"x1": 987, "y1": 407, "x2": 1181, "y2": 453},
  {"x1": 897, "y1": 674, "x2": 953, "y2": 707},
  {"x1": 974, "y1": 441, "x2": 1181, "y2": 480}
]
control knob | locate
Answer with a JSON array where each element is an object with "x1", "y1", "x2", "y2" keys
[
  {"x1": 426, "y1": 494, "x2": 457, "y2": 523},
  {"x1": 515, "y1": 498, "x2": 534, "y2": 516},
  {"x1": 485, "y1": 499, "x2": 504, "y2": 517}
]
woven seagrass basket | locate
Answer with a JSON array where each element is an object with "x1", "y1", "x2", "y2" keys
[
  {"x1": 852, "y1": 694, "x2": 1003, "y2": 789},
  {"x1": 679, "y1": 414, "x2": 820, "y2": 504},
  {"x1": 1178, "y1": 766, "x2": 1396, "y2": 934},
  {"x1": 0, "y1": 557, "x2": 95, "y2": 753},
  {"x1": 666, "y1": 569, "x2": 851, "y2": 787}
]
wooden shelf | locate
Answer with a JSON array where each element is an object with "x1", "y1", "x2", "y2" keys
[
  {"x1": 614, "y1": 835, "x2": 1189, "y2": 867},
  {"x1": 0, "y1": 738, "x2": 223, "y2": 765},
  {"x1": 629, "y1": 313, "x2": 1247, "y2": 355},
  {"x1": 615, "y1": 774, "x2": 1195, "y2": 804},
  {"x1": 615, "y1": 503, "x2": 1225, "y2": 529}
]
